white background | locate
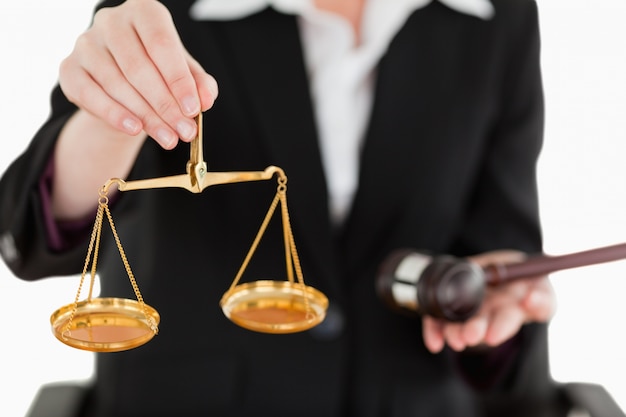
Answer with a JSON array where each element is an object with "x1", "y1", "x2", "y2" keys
[{"x1": 1, "y1": 1, "x2": 625, "y2": 416}]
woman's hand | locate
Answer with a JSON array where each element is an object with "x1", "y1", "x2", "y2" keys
[
  {"x1": 422, "y1": 250, "x2": 556, "y2": 353},
  {"x1": 58, "y1": 0, "x2": 218, "y2": 149}
]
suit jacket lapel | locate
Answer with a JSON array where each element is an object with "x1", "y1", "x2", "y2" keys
[{"x1": 340, "y1": 5, "x2": 480, "y2": 268}]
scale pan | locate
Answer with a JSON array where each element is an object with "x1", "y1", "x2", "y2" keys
[
  {"x1": 50, "y1": 297, "x2": 159, "y2": 352},
  {"x1": 221, "y1": 280, "x2": 328, "y2": 334}
]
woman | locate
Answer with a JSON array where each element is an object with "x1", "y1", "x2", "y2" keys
[{"x1": 0, "y1": 0, "x2": 556, "y2": 416}]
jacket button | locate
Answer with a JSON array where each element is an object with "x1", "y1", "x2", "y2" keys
[{"x1": 309, "y1": 302, "x2": 345, "y2": 340}]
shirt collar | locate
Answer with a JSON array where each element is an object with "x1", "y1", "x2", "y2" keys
[{"x1": 190, "y1": 0, "x2": 495, "y2": 21}]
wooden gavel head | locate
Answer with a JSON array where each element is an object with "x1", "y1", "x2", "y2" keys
[{"x1": 377, "y1": 250, "x2": 486, "y2": 321}]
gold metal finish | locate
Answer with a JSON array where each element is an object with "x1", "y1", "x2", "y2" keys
[
  {"x1": 221, "y1": 281, "x2": 328, "y2": 334},
  {"x1": 220, "y1": 175, "x2": 328, "y2": 333},
  {"x1": 50, "y1": 192, "x2": 159, "y2": 352},
  {"x1": 51, "y1": 298, "x2": 159, "y2": 352},
  {"x1": 51, "y1": 113, "x2": 328, "y2": 352},
  {"x1": 101, "y1": 115, "x2": 285, "y2": 195}
]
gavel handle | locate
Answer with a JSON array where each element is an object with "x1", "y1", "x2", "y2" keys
[{"x1": 484, "y1": 242, "x2": 626, "y2": 286}]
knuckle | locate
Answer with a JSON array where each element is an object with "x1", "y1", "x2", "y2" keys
[
  {"x1": 58, "y1": 69, "x2": 83, "y2": 105},
  {"x1": 93, "y1": 6, "x2": 116, "y2": 27},
  {"x1": 58, "y1": 56, "x2": 73, "y2": 80},
  {"x1": 120, "y1": 55, "x2": 144, "y2": 79},
  {"x1": 166, "y1": 72, "x2": 190, "y2": 92},
  {"x1": 149, "y1": 29, "x2": 176, "y2": 50},
  {"x1": 73, "y1": 32, "x2": 92, "y2": 51},
  {"x1": 72, "y1": 86, "x2": 92, "y2": 108},
  {"x1": 144, "y1": 0, "x2": 174, "y2": 22},
  {"x1": 153, "y1": 98, "x2": 177, "y2": 118}
]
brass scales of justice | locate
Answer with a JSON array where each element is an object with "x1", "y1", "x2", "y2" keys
[{"x1": 49, "y1": 113, "x2": 329, "y2": 352}]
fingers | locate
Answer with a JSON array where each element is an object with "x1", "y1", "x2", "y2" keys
[
  {"x1": 132, "y1": 5, "x2": 201, "y2": 116},
  {"x1": 424, "y1": 279, "x2": 556, "y2": 353},
  {"x1": 423, "y1": 314, "x2": 488, "y2": 353},
  {"x1": 421, "y1": 248, "x2": 557, "y2": 353},
  {"x1": 58, "y1": 0, "x2": 218, "y2": 149},
  {"x1": 186, "y1": 51, "x2": 219, "y2": 111},
  {"x1": 467, "y1": 249, "x2": 526, "y2": 268},
  {"x1": 422, "y1": 316, "x2": 445, "y2": 353},
  {"x1": 459, "y1": 315, "x2": 489, "y2": 346},
  {"x1": 482, "y1": 304, "x2": 526, "y2": 347},
  {"x1": 423, "y1": 309, "x2": 522, "y2": 353},
  {"x1": 522, "y1": 277, "x2": 557, "y2": 322},
  {"x1": 110, "y1": 4, "x2": 201, "y2": 119},
  {"x1": 423, "y1": 314, "x2": 491, "y2": 353},
  {"x1": 59, "y1": 55, "x2": 144, "y2": 138}
]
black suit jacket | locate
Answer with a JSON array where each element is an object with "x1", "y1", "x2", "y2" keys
[{"x1": 0, "y1": 1, "x2": 554, "y2": 416}]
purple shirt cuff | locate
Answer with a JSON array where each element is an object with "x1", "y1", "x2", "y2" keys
[{"x1": 39, "y1": 157, "x2": 96, "y2": 252}]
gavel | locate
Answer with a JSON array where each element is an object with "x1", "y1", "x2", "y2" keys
[{"x1": 376, "y1": 243, "x2": 626, "y2": 322}]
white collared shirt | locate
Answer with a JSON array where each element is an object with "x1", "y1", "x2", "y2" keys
[{"x1": 191, "y1": 0, "x2": 494, "y2": 224}]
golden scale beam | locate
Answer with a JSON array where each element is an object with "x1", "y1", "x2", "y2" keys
[
  {"x1": 50, "y1": 113, "x2": 328, "y2": 352},
  {"x1": 104, "y1": 113, "x2": 283, "y2": 193}
]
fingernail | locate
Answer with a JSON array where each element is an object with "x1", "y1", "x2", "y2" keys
[
  {"x1": 156, "y1": 128, "x2": 176, "y2": 148},
  {"x1": 122, "y1": 118, "x2": 140, "y2": 135},
  {"x1": 177, "y1": 120, "x2": 196, "y2": 141},
  {"x1": 181, "y1": 95, "x2": 200, "y2": 116}
]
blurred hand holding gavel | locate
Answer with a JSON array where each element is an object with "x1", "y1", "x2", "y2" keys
[{"x1": 377, "y1": 243, "x2": 626, "y2": 353}]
